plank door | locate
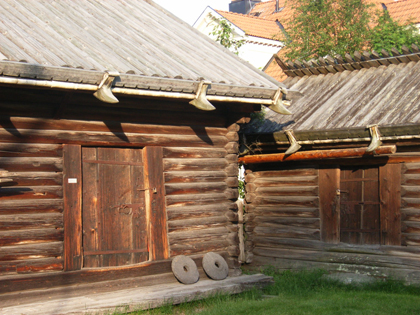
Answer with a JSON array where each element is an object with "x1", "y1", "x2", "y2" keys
[
  {"x1": 82, "y1": 147, "x2": 148, "y2": 268},
  {"x1": 340, "y1": 166, "x2": 381, "y2": 245}
]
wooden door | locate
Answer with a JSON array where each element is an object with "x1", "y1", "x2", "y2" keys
[
  {"x1": 82, "y1": 147, "x2": 148, "y2": 267},
  {"x1": 340, "y1": 166, "x2": 381, "y2": 245}
]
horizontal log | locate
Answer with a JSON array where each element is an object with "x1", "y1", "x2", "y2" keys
[
  {"x1": 162, "y1": 147, "x2": 227, "y2": 159},
  {"x1": 245, "y1": 169, "x2": 318, "y2": 181},
  {"x1": 252, "y1": 226, "x2": 320, "y2": 240},
  {"x1": 249, "y1": 176, "x2": 318, "y2": 187},
  {"x1": 166, "y1": 203, "x2": 235, "y2": 221},
  {"x1": 168, "y1": 216, "x2": 230, "y2": 233},
  {"x1": 0, "y1": 185, "x2": 62, "y2": 200},
  {"x1": 0, "y1": 258, "x2": 63, "y2": 275},
  {"x1": 0, "y1": 213, "x2": 63, "y2": 231},
  {"x1": 1, "y1": 116, "x2": 228, "y2": 136},
  {"x1": 401, "y1": 209, "x2": 420, "y2": 222},
  {"x1": 225, "y1": 142, "x2": 239, "y2": 154},
  {"x1": 164, "y1": 171, "x2": 227, "y2": 184},
  {"x1": 0, "y1": 143, "x2": 62, "y2": 157},
  {"x1": 166, "y1": 192, "x2": 233, "y2": 207},
  {"x1": 165, "y1": 182, "x2": 228, "y2": 196},
  {"x1": 402, "y1": 198, "x2": 420, "y2": 209},
  {"x1": 0, "y1": 172, "x2": 62, "y2": 186},
  {"x1": 0, "y1": 157, "x2": 63, "y2": 172},
  {"x1": 252, "y1": 247, "x2": 420, "y2": 270},
  {"x1": 246, "y1": 195, "x2": 319, "y2": 207},
  {"x1": 0, "y1": 129, "x2": 228, "y2": 148},
  {"x1": 249, "y1": 217, "x2": 320, "y2": 229},
  {"x1": 245, "y1": 205, "x2": 319, "y2": 218},
  {"x1": 0, "y1": 199, "x2": 64, "y2": 215},
  {"x1": 0, "y1": 228, "x2": 64, "y2": 246},
  {"x1": 169, "y1": 227, "x2": 230, "y2": 243},
  {"x1": 246, "y1": 185, "x2": 318, "y2": 196},
  {"x1": 402, "y1": 174, "x2": 420, "y2": 186},
  {"x1": 402, "y1": 163, "x2": 420, "y2": 174},
  {"x1": 402, "y1": 233, "x2": 420, "y2": 246},
  {"x1": 225, "y1": 177, "x2": 239, "y2": 188},
  {"x1": 250, "y1": 237, "x2": 420, "y2": 257},
  {"x1": 402, "y1": 221, "x2": 420, "y2": 233},
  {"x1": 163, "y1": 158, "x2": 228, "y2": 172},
  {"x1": 239, "y1": 146, "x2": 396, "y2": 164},
  {"x1": 0, "y1": 242, "x2": 63, "y2": 261},
  {"x1": 170, "y1": 240, "x2": 229, "y2": 256}
]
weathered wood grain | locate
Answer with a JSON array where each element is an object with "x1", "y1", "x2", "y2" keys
[
  {"x1": 0, "y1": 143, "x2": 62, "y2": 157},
  {"x1": 163, "y1": 147, "x2": 227, "y2": 159},
  {"x1": 163, "y1": 158, "x2": 228, "y2": 172},
  {"x1": 245, "y1": 206, "x2": 319, "y2": 218},
  {"x1": 0, "y1": 199, "x2": 64, "y2": 215},
  {"x1": 0, "y1": 157, "x2": 63, "y2": 172},
  {"x1": 166, "y1": 203, "x2": 235, "y2": 221},
  {"x1": 168, "y1": 216, "x2": 229, "y2": 233},
  {"x1": 165, "y1": 182, "x2": 228, "y2": 195},
  {"x1": 164, "y1": 171, "x2": 227, "y2": 184},
  {"x1": 0, "y1": 242, "x2": 63, "y2": 262},
  {"x1": 0, "y1": 185, "x2": 62, "y2": 200},
  {"x1": 0, "y1": 213, "x2": 63, "y2": 231},
  {"x1": 0, "y1": 172, "x2": 62, "y2": 186},
  {"x1": 319, "y1": 168, "x2": 340, "y2": 243},
  {"x1": 251, "y1": 226, "x2": 320, "y2": 240},
  {"x1": 0, "y1": 228, "x2": 64, "y2": 246}
]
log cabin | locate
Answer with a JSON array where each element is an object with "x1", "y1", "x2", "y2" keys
[
  {"x1": 240, "y1": 48, "x2": 420, "y2": 283},
  {"x1": 0, "y1": 0, "x2": 284, "y2": 310}
]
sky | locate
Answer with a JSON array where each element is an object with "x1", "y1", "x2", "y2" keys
[{"x1": 153, "y1": 0, "x2": 269, "y2": 25}]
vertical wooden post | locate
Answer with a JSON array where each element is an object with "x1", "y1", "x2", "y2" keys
[
  {"x1": 319, "y1": 168, "x2": 340, "y2": 243},
  {"x1": 63, "y1": 144, "x2": 83, "y2": 271},
  {"x1": 380, "y1": 163, "x2": 401, "y2": 245},
  {"x1": 143, "y1": 146, "x2": 169, "y2": 261}
]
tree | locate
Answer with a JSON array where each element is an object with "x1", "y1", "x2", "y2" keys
[
  {"x1": 281, "y1": 0, "x2": 420, "y2": 61},
  {"x1": 371, "y1": 10, "x2": 420, "y2": 53},
  {"x1": 209, "y1": 16, "x2": 245, "y2": 54},
  {"x1": 282, "y1": 0, "x2": 374, "y2": 60}
]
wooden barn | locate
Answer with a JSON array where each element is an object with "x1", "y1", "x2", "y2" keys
[
  {"x1": 240, "y1": 48, "x2": 420, "y2": 282},
  {"x1": 0, "y1": 0, "x2": 284, "y2": 313}
]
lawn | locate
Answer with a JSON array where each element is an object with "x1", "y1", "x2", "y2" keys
[{"x1": 113, "y1": 269, "x2": 420, "y2": 315}]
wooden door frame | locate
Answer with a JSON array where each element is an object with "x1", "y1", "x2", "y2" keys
[{"x1": 63, "y1": 145, "x2": 169, "y2": 272}]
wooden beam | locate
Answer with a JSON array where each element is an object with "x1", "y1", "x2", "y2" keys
[
  {"x1": 239, "y1": 146, "x2": 396, "y2": 164},
  {"x1": 63, "y1": 144, "x2": 82, "y2": 271}
]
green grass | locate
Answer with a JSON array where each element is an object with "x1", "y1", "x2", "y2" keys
[{"x1": 114, "y1": 269, "x2": 420, "y2": 315}]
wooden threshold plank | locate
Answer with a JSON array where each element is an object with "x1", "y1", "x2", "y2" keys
[{"x1": 0, "y1": 274, "x2": 273, "y2": 315}]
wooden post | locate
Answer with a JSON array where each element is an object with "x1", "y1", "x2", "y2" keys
[
  {"x1": 143, "y1": 146, "x2": 169, "y2": 261},
  {"x1": 63, "y1": 144, "x2": 82, "y2": 271},
  {"x1": 319, "y1": 168, "x2": 340, "y2": 243}
]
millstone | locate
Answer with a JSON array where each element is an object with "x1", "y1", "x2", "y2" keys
[
  {"x1": 171, "y1": 255, "x2": 199, "y2": 284},
  {"x1": 202, "y1": 252, "x2": 229, "y2": 280}
]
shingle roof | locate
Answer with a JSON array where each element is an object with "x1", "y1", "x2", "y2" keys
[
  {"x1": 216, "y1": 10, "x2": 281, "y2": 40},
  {"x1": 244, "y1": 50, "x2": 420, "y2": 136},
  {"x1": 387, "y1": 0, "x2": 420, "y2": 24},
  {"x1": 0, "y1": 0, "x2": 282, "y2": 98}
]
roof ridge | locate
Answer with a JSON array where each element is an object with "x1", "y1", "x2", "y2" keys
[
  {"x1": 277, "y1": 45, "x2": 420, "y2": 77},
  {"x1": 216, "y1": 9, "x2": 277, "y2": 22}
]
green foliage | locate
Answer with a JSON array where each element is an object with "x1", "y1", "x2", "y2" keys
[
  {"x1": 283, "y1": 0, "x2": 374, "y2": 60},
  {"x1": 282, "y1": 0, "x2": 420, "y2": 61},
  {"x1": 238, "y1": 179, "x2": 245, "y2": 199},
  {"x1": 210, "y1": 16, "x2": 245, "y2": 54},
  {"x1": 371, "y1": 10, "x2": 420, "y2": 53}
]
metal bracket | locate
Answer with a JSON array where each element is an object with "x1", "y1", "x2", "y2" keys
[
  {"x1": 189, "y1": 80, "x2": 216, "y2": 111},
  {"x1": 284, "y1": 129, "x2": 301, "y2": 154},
  {"x1": 94, "y1": 71, "x2": 120, "y2": 103},
  {"x1": 268, "y1": 88, "x2": 292, "y2": 115},
  {"x1": 366, "y1": 124, "x2": 382, "y2": 152}
]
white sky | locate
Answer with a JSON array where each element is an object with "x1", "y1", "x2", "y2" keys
[{"x1": 152, "y1": 0, "x2": 269, "y2": 25}]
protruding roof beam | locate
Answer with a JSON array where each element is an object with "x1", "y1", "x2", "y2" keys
[
  {"x1": 94, "y1": 71, "x2": 120, "y2": 103},
  {"x1": 189, "y1": 80, "x2": 216, "y2": 111},
  {"x1": 284, "y1": 129, "x2": 301, "y2": 155},
  {"x1": 366, "y1": 124, "x2": 382, "y2": 152}
]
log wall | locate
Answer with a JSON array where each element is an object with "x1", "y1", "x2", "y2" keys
[
  {"x1": 244, "y1": 158, "x2": 420, "y2": 283},
  {"x1": 0, "y1": 86, "x2": 246, "y2": 290}
]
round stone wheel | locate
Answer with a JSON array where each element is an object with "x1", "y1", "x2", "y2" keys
[
  {"x1": 202, "y1": 252, "x2": 229, "y2": 280},
  {"x1": 171, "y1": 255, "x2": 200, "y2": 284}
]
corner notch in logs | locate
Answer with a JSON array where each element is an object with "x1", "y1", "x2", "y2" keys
[
  {"x1": 94, "y1": 71, "x2": 120, "y2": 103},
  {"x1": 366, "y1": 124, "x2": 382, "y2": 152},
  {"x1": 284, "y1": 129, "x2": 301, "y2": 155},
  {"x1": 189, "y1": 80, "x2": 216, "y2": 111}
]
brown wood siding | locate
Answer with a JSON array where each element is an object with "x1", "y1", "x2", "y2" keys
[
  {"x1": 245, "y1": 159, "x2": 420, "y2": 282},
  {"x1": 0, "y1": 88, "x2": 242, "y2": 290}
]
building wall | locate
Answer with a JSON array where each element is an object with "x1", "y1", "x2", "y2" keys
[
  {"x1": 244, "y1": 155, "x2": 420, "y2": 283},
  {"x1": 0, "y1": 86, "x2": 248, "y2": 293}
]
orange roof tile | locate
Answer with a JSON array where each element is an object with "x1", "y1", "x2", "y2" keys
[
  {"x1": 216, "y1": 10, "x2": 281, "y2": 40},
  {"x1": 387, "y1": 0, "x2": 420, "y2": 24}
]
